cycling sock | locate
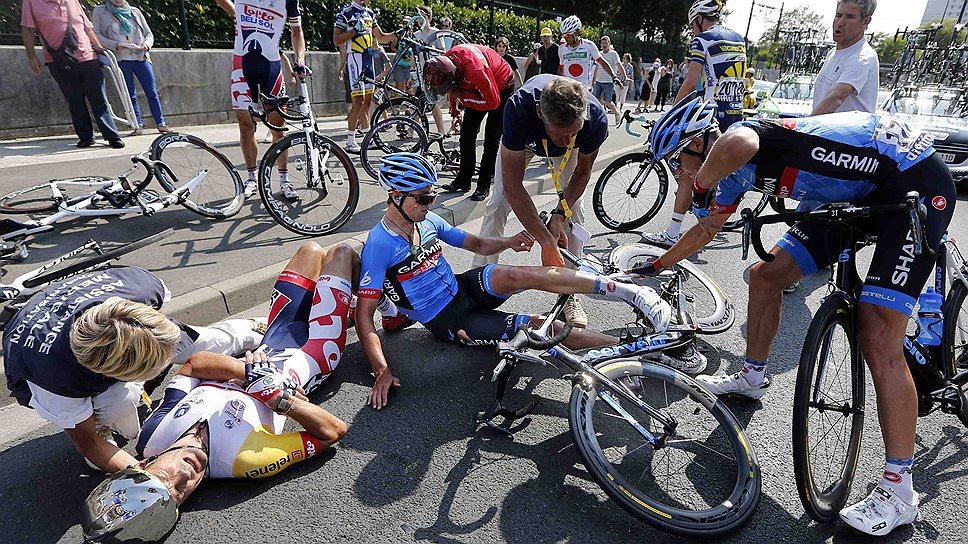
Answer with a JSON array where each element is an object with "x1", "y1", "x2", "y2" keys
[
  {"x1": 377, "y1": 295, "x2": 399, "y2": 317},
  {"x1": 666, "y1": 212, "x2": 685, "y2": 238},
  {"x1": 279, "y1": 169, "x2": 288, "y2": 184},
  {"x1": 592, "y1": 275, "x2": 639, "y2": 302},
  {"x1": 346, "y1": 131, "x2": 357, "y2": 146},
  {"x1": 741, "y1": 358, "x2": 767, "y2": 386},
  {"x1": 246, "y1": 168, "x2": 257, "y2": 181},
  {"x1": 881, "y1": 456, "x2": 915, "y2": 504}
]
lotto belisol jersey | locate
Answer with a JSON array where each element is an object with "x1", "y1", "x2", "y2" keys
[
  {"x1": 138, "y1": 375, "x2": 322, "y2": 478},
  {"x1": 233, "y1": 0, "x2": 301, "y2": 62},
  {"x1": 690, "y1": 25, "x2": 747, "y2": 125},
  {"x1": 559, "y1": 38, "x2": 602, "y2": 89},
  {"x1": 358, "y1": 212, "x2": 467, "y2": 323},
  {"x1": 333, "y1": 1, "x2": 376, "y2": 54},
  {"x1": 713, "y1": 112, "x2": 936, "y2": 210}
]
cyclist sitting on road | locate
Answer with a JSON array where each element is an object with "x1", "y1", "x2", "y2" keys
[
  {"x1": 215, "y1": 0, "x2": 308, "y2": 199},
  {"x1": 356, "y1": 152, "x2": 678, "y2": 410},
  {"x1": 81, "y1": 242, "x2": 353, "y2": 542},
  {"x1": 2, "y1": 267, "x2": 265, "y2": 474},
  {"x1": 637, "y1": 94, "x2": 955, "y2": 537},
  {"x1": 423, "y1": 43, "x2": 515, "y2": 202}
]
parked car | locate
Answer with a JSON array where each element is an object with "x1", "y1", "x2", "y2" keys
[
  {"x1": 882, "y1": 86, "x2": 968, "y2": 183},
  {"x1": 756, "y1": 74, "x2": 816, "y2": 119}
]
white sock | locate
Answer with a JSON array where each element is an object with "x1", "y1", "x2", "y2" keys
[
  {"x1": 246, "y1": 169, "x2": 257, "y2": 182},
  {"x1": 666, "y1": 212, "x2": 686, "y2": 238},
  {"x1": 347, "y1": 131, "x2": 357, "y2": 146},
  {"x1": 741, "y1": 358, "x2": 767, "y2": 386},
  {"x1": 881, "y1": 456, "x2": 915, "y2": 504},
  {"x1": 591, "y1": 274, "x2": 640, "y2": 303},
  {"x1": 377, "y1": 295, "x2": 399, "y2": 317},
  {"x1": 279, "y1": 170, "x2": 288, "y2": 184}
]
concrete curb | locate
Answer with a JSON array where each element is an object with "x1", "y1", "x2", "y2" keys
[{"x1": 163, "y1": 141, "x2": 645, "y2": 326}]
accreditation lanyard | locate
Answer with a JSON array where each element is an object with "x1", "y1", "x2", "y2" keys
[{"x1": 541, "y1": 136, "x2": 576, "y2": 221}]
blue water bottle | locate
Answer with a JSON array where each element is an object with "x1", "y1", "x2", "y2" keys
[{"x1": 916, "y1": 287, "x2": 944, "y2": 346}]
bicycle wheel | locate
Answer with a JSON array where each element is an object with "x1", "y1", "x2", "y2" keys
[
  {"x1": 258, "y1": 132, "x2": 359, "y2": 236},
  {"x1": 0, "y1": 178, "x2": 108, "y2": 214},
  {"x1": 22, "y1": 228, "x2": 175, "y2": 289},
  {"x1": 722, "y1": 192, "x2": 771, "y2": 231},
  {"x1": 569, "y1": 360, "x2": 760, "y2": 537},
  {"x1": 371, "y1": 96, "x2": 426, "y2": 131},
  {"x1": 608, "y1": 244, "x2": 734, "y2": 334},
  {"x1": 361, "y1": 116, "x2": 430, "y2": 181},
  {"x1": 943, "y1": 279, "x2": 968, "y2": 379},
  {"x1": 149, "y1": 133, "x2": 244, "y2": 219},
  {"x1": 593, "y1": 152, "x2": 668, "y2": 232},
  {"x1": 792, "y1": 295, "x2": 866, "y2": 523}
]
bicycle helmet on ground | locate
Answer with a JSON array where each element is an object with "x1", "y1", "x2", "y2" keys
[
  {"x1": 688, "y1": 0, "x2": 724, "y2": 22},
  {"x1": 423, "y1": 55, "x2": 459, "y2": 96},
  {"x1": 82, "y1": 467, "x2": 178, "y2": 543},
  {"x1": 379, "y1": 152, "x2": 438, "y2": 192},
  {"x1": 560, "y1": 15, "x2": 582, "y2": 35},
  {"x1": 649, "y1": 93, "x2": 718, "y2": 161}
]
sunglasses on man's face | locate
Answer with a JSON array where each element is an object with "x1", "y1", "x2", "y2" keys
[{"x1": 407, "y1": 191, "x2": 438, "y2": 205}]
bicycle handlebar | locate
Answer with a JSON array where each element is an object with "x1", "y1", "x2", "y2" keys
[
  {"x1": 515, "y1": 322, "x2": 574, "y2": 351},
  {"x1": 622, "y1": 110, "x2": 653, "y2": 138},
  {"x1": 741, "y1": 191, "x2": 933, "y2": 263}
]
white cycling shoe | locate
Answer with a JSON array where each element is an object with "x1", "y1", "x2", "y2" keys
[
  {"x1": 840, "y1": 485, "x2": 919, "y2": 537},
  {"x1": 243, "y1": 179, "x2": 257, "y2": 198},
  {"x1": 631, "y1": 286, "x2": 671, "y2": 332},
  {"x1": 281, "y1": 181, "x2": 299, "y2": 200},
  {"x1": 344, "y1": 141, "x2": 362, "y2": 154},
  {"x1": 640, "y1": 230, "x2": 680, "y2": 248},
  {"x1": 658, "y1": 345, "x2": 707, "y2": 375},
  {"x1": 696, "y1": 371, "x2": 771, "y2": 399}
]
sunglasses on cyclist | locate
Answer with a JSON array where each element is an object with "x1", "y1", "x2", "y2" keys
[{"x1": 407, "y1": 191, "x2": 438, "y2": 205}]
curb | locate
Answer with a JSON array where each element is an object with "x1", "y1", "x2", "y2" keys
[{"x1": 164, "y1": 140, "x2": 645, "y2": 326}]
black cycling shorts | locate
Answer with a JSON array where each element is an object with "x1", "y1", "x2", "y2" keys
[
  {"x1": 777, "y1": 154, "x2": 955, "y2": 316},
  {"x1": 423, "y1": 266, "x2": 531, "y2": 345}
]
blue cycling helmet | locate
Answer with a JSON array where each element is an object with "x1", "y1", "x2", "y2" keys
[
  {"x1": 649, "y1": 93, "x2": 718, "y2": 161},
  {"x1": 379, "y1": 152, "x2": 438, "y2": 192}
]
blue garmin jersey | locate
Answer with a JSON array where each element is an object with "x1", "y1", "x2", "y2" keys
[
  {"x1": 358, "y1": 212, "x2": 467, "y2": 323},
  {"x1": 713, "y1": 112, "x2": 937, "y2": 211},
  {"x1": 690, "y1": 24, "x2": 747, "y2": 129}
]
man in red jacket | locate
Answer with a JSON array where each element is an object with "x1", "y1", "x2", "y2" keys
[{"x1": 424, "y1": 44, "x2": 513, "y2": 201}]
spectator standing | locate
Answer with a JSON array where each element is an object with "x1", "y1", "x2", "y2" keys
[
  {"x1": 524, "y1": 27, "x2": 559, "y2": 78},
  {"x1": 812, "y1": 0, "x2": 880, "y2": 115},
  {"x1": 618, "y1": 53, "x2": 634, "y2": 111},
  {"x1": 674, "y1": 58, "x2": 689, "y2": 95},
  {"x1": 632, "y1": 55, "x2": 644, "y2": 100},
  {"x1": 654, "y1": 65, "x2": 672, "y2": 111},
  {"x1": 21, "y1": 0, "x2": 125, "y2": 148},
  {"x1": 648, "y1": 58, "x2": 661, "y2": 106},
  {"x1": 92, "y1": 0, "x2": 169, "y2": 136},
  {"x1": 635, "y1": 62, "x2": 655, "y2": 112},
  {"x1": 590, "y1": 35, "x2": 626, "y2": 126},
  {"x1": 495, "y1": 36, "x2": 523, "y2": 87}
]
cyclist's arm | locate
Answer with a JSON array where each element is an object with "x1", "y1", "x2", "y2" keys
[
  {"x1": 261, "y1": 392, "x2": 345, "y2": 445},
  {"x1": 176, "y1": 351, "x2": 245, "y2": 382},
  {"x1": 658, "y1": 210, "x2": 731, "y2": 267},
  {"x1": 65, "y1": 415, "x2": 137, "y2": 472},
  {"x1": 673, "y1": 62, "x2": 702, "y2": 103},
  {"x1": 372, "y1": 24, "x2": 398, "y2": 45},
  {"x1": 215, "y1": 0, "x2": 234, "y2": 17},
  {"x1": 811, "y1": 82, "x2": 856, "y2": 115},
  {"x1": 333, "y1": 28, "x2": 356, "y2": 46},
  {"x1": 290, "y1": 24, "x2": 306, "y2": 67},
  {"x1": 461, "y1": 233, "x2": 520, "y2": 256},
  {"x1": 695, "y1": 127, "x2": 759, "y2": 190},
  {"x1": 356, "y1": 296, "x2": 398, "y2": 409}
]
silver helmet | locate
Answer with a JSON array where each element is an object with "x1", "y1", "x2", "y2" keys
[{"x1": 82, "y1": 467, "x2": 178, "y2": 543}]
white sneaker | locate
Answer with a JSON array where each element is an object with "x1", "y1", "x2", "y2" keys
[
  {"x1": 281, "y1": 181, "x2": 299, "y2": 200},
  {"x1": 243, "y1": 179, "x2": 257, "y2": 198},
  {"x1": 659, "y1": 345, "x2": 707, "y2": 375},
  {"x1": 563, "y1": 296, "x2": 588, "y2": 328},
  {"x1": 345, "y1": 141, "x2": 361, "y2": 153},
  {"x1": 696, "y1": 371, "x2": 771, "y2": 399},
  {"x1": 613, "y1": 110, "x2": 621, "y2": 127},
  {"x1": 783, "y1": 280, "x2": 801, "y2": 294},
  {"x1": 840, "y1": 485, "x2": 919, "y2": 537},
  {"x1": 631, "y1": 286, "x2": 671, "y2": 332},
  {"x1": 641, "y1": 230, "x2": 680, "y2": 248},
  {"x1": 83, "y1": 426, "x2": 118, "y2": 471}
]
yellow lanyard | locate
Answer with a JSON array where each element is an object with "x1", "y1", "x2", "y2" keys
[{"x1": 541, "y1": 136, "x2": 576, "y2": 219}]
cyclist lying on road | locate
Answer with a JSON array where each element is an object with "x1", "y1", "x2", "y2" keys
[
  {"x1": 356, "y1": 153, "x2": 693, "y2": 411},
  {"x1": 2, "y1": 266, "x2": 265, "y2": 474},
  {"x1": 81, "y1": 242, "x2": 353, "y2": 542},
  {"x1": 637, "y1": 95, "x2": 955, "y2": 536}
]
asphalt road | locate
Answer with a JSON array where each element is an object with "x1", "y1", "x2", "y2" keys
[{"x1": 2, "y1": 116, "x2": 968, "y2": 543}]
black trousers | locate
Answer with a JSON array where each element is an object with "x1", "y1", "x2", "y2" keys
[
  {"x1": 48, "y1": 59, "x2": 121, "y2": 142},
  {"x1": 453, "y1": 85, "x2": 514, "y2": 192}
]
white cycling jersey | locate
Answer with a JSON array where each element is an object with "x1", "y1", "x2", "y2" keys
[
  {"x1": 559, "y1": 38, "x2": 602, "y2": 89},
  {"x1": 233, "y1": 0, "x2": 302, "y2": 62}
]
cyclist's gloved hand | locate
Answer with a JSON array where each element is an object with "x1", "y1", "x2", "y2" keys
[
  {"x1": 293, "y1": 63, "x2": 311, "y2": 77},
  {"x1": 354, "y1": 19, "x2": 365, "y2": 33},
  {"x1": 629, "y1": 257, "x2": 663, "y2": 276},
  {"x1": 691, "y1": 179, "x2": 712, "y2": 219}
]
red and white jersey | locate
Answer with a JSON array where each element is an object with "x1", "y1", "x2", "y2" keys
[
  {"x1": 558, "y1": 38, "x2": 602, "y2": 89},
  {"x1": 233, "y1": 0, "x2": 302, "y2": 62}
]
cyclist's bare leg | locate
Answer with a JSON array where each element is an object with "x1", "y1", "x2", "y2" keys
[
  {"x1": 235, "y1": 110, "x2": 259, "y2": 172},
  {"x1": 268, "y1": 109, "x2": 288, "y2": 177},
  {"x1": 431, "y1": 103, "x2": 445, "y2": 133},
  {"x1": 858, "y1": 302, "x2": 917, "y2": 459},
  {"x1": 746, "y1": 247, "x2": 802, "y2": 361},
  {"x1": 320, "y1": 243, "x2": 361, "y2": 290},
  {"x1": 281, "y1": 241, "x2": 359, "y2": 286},
  {"x1": 539, "y1": 317, "x2": 615, "y2": 349},
  {"x1": 347, "y1": 95, "x2": 366, "y2": 135},
  {"x1": 359, "y1": 93, "x2": 373, "y2": 130},
  {"x1": 487, "y1": 265, "x2": 598, "y2": 295}
]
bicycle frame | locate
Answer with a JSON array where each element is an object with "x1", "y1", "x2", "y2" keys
[{"x1": 0, "y1": 239, "x2": 103, "y2": 301}]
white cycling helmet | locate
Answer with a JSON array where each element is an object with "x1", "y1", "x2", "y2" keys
[
  {"x1": 560, "y1": 15, "x2": 582, "y2": 35},
  {"x1": 688, "y1": 0, "x2": 724, "y2": 23}
]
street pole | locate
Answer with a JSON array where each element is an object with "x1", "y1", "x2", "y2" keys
[
  {"x1": 489, "y1": 0, "x2": 496, "y2": 45},
  {"x1": 745, "y1": 0, "x2": 757, "y2": 46},
  {"x1": 959, "y1": 0, "x2": 967, "y2": 24},
  {"x1": 177, "y1": 0, "x2": 190, "y2": 50},
  {"x1": 775, "y1": 1, "x2": 784, "y2": 41}
]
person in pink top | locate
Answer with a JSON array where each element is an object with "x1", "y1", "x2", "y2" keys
[{"x1": 21, "y1": 0, "x2": 125, "y2": 148}]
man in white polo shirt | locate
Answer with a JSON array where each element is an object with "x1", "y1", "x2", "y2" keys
[{"x1": 812, "y1": 0, "x2": 880, "y2": 115}]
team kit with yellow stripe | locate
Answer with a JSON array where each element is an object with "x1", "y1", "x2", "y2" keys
[{"x1": 689, "y1": 24, "x2": 747, "y2": 130}]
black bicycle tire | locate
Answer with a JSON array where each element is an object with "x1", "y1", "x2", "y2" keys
[
  {"x1": 0, "y1": 177, "x2": 109, "y2": 214},
  {"x1": 149, "y1": 133, "x2": 244, "y2": 219},
  {"x1": 943, "y1": 279, "x2": 968, "y2": 381},
  {"x1": 592, "y1": 152, "x2": 668, "y2": 232},
  {"x1": 361, "y1": 117, "x2": 430, "y2": 180},
  {"x1": 22, "y1": 228, "x2": 175, "y2": 289},
  {"x1": 371, "y1": 96, "x2": 428, "y2": 133},
  {"x1": 569, "y1": 360, "x2": 760, "y2": 537},
  {"x1": 257, "y1": 132, "x2": 360, "y2": 236},
  {"x1": 792, "y1": 295, "x2": 865, "y2": 523}
]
